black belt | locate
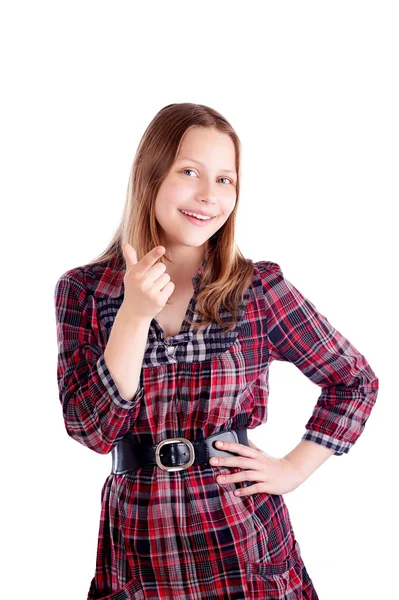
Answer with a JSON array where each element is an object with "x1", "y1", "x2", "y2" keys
[{"x1": 111, "y1": 427, "x2": 249, "y2": 474}]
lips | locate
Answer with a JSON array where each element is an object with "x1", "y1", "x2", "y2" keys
[
  {"x1": 180, "y1": 209, "x2": 215, "y2": 218},
  {"x1": 179, "y1": 209, "x2": 216, "y2": 226}
]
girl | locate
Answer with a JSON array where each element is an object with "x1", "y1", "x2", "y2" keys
[{"x1": 54, "y1": 103, "x2": 379, "y2": 599}]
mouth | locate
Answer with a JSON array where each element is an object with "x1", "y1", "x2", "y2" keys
[{"x1": 178, "y1": 209, "x2": 216, "y2": 226}]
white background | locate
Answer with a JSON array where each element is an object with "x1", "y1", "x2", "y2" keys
[{"x1": 1, "y1": 1, "x2": 397, "y2": 598}]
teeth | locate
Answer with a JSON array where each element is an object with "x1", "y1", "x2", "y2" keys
[{"x1": 180, "y1": 209, "x2": 212, "y2": 220}]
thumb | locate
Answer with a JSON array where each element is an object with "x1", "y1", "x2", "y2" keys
[{"x1": 122, "y1": 243, "x2": 137, "y2": 268}]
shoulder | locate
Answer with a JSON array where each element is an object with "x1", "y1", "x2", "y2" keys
[
  {"x1": 54, "y1": 253, "x2": 124, "y2": 304},
  {"x1": 253, "y1": 260, "x2": 315, "y2": 319},
  {"x1": 253, "y1": 260, "x2": 285, "y2": 290},
  {"x1": 252, "y1": 260, "x2": 305, "y2": 310}
]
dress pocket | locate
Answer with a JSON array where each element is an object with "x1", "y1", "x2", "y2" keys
[
  {"x1": 245, "y1": 539, "x2": 304, "y2": 599},
  {"x1": 87, "y1": 574, "x2": 145, "y2": 600}
]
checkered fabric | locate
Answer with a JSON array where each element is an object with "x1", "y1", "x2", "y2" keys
[{"x1": 54, "y1": 252, "x2": 378, "y2": 599}]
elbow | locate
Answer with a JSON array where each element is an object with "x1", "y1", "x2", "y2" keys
[
  {"x1": 365, "y1": 367, "x2": 379, "y2": 403},
  {"x1": 371, "y1": 374, "x2": 379, "y2": 397},
  {"x1": 61, "y1": 385, "x2": 120, "y2": 455},
  {"x1": 373, "y1": 374, "x2": 379, "y2": 391},
  {"x1": 63, "y1": 412, "x2": 115, "y2": 455},
  {"x1": 351, "y1": 362, "x2": 379, "y2": 400}
]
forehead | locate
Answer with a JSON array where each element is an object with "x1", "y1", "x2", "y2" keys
[{"x1": 175, "y1": 128, "x2": 237, "y2": 173}]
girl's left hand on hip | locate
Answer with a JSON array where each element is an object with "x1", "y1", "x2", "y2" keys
[{"x1": 209, "y1": 438, "x2": 304, "y2": 496}]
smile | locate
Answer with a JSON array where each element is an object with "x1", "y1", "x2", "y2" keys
[{"x1": 179, "y1": 209, "x2": 216, "y2": 226}]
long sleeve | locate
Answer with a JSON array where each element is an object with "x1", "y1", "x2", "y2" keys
[
  {"x1": 54, "y1": 272, "x2": 144, "y2": 454},
  {"x1": 258, "y1": 262, "x2": 379, "y2": 456}
]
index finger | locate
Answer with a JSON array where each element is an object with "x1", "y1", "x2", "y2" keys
[
  {"x1": 213, "y1": 440, "x2": 258, "y2": 457},
  {"x1": 132, "y1": 246, "x2": 165, "y2": 278}
]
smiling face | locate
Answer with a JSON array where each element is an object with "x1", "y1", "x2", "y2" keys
[{"x1": 154, "y1": 126, "x2": 237, "y2": 250}]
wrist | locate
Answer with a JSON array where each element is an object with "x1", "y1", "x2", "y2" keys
[
  {"x1": 284, "y1": 440, "x2": 334, "y2": 482},
  {"x1": 117, "y1": 303, "x2": 153, "y2": 330}
]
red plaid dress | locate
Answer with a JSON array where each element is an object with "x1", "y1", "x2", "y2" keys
[{"x1": 54, "y1": 253, "x2": 378, "y2": 599}]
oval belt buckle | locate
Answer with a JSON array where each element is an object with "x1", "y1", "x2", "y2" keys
[{"x1": 155, "y1": 437, "x2": 195, "y2": 472}]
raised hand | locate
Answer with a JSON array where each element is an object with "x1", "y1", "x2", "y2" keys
[{"x1": 121, "y1": 243, "x2": 175, "y2": 320}]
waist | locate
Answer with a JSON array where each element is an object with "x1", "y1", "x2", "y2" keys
[{"x1": 111, "y1": 427, "x2": 249, "y2": 474}]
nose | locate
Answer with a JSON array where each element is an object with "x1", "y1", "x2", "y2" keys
[{"x1": 196, "y1": 186, "x2": 218, "y2": 204}]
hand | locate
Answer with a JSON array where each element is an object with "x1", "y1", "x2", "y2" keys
[
  {"x1": 209, "y1": 438, "x2": 306, "y2": 497},
  {"x1": 121, "y1": 243, "x2": 175, "y2": 320}
]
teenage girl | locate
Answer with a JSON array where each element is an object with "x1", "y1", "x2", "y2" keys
[{"x1": 54, "y1": 103, "x2": 379, "y2": 599}]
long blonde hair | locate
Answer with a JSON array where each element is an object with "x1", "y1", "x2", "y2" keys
[{"x1": 88, "y1": 103, "x2": 254, "y2": 334}]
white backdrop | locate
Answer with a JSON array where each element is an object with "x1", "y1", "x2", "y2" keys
[{"x1": 1, "y1": 1, "x2": 397, "y2": 598}]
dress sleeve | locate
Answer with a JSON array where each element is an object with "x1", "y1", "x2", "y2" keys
[
  {"x1": 54, "y1": 272, "x2": 144, "y2": 454},
  {"x1": 258, "y1": 262, "x2": 379, "y2": 456}
]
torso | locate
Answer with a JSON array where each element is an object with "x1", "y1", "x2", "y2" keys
[{"x1": 154, "y1": 284, "x2": 195, "y2": 339}]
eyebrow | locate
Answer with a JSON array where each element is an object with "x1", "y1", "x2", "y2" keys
[{"x1": 175, "y1": 157, "x2": 236, "y2": 175}]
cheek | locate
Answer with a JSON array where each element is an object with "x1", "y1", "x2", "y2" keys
[
  {"x1": 220, "y1": 197, "x2": 236, "y2": 218},
  {"x1": 162, "y1": 180, "x2": 188, "y2": 204}
]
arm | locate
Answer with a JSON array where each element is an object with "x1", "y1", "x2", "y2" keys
[
  {"x1": 54, "y1": 273, "x2": 150, "y2": 454},
  {"x1": 284, "y1": 440, "x2": 334, "y2": 483},
  {"x1": 259, "y1": 262, "x2": 379, "y2": 458}
]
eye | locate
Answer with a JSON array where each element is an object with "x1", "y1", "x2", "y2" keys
[{"x1": 181, "y1": 169, "x2": 233, "y2": 185}]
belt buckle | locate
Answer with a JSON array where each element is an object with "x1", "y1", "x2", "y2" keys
[{"x1": 155, "y1": 437, "x2": 195, "y2": 472}]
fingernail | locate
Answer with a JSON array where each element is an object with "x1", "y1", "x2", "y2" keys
[{"x1": 216, "y1": 441, "x2": 223, "y2": 448}]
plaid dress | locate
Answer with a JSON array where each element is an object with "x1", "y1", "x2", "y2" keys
[{"x1": 54, "y1": 253, "x2": 379, "y2": 599}]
